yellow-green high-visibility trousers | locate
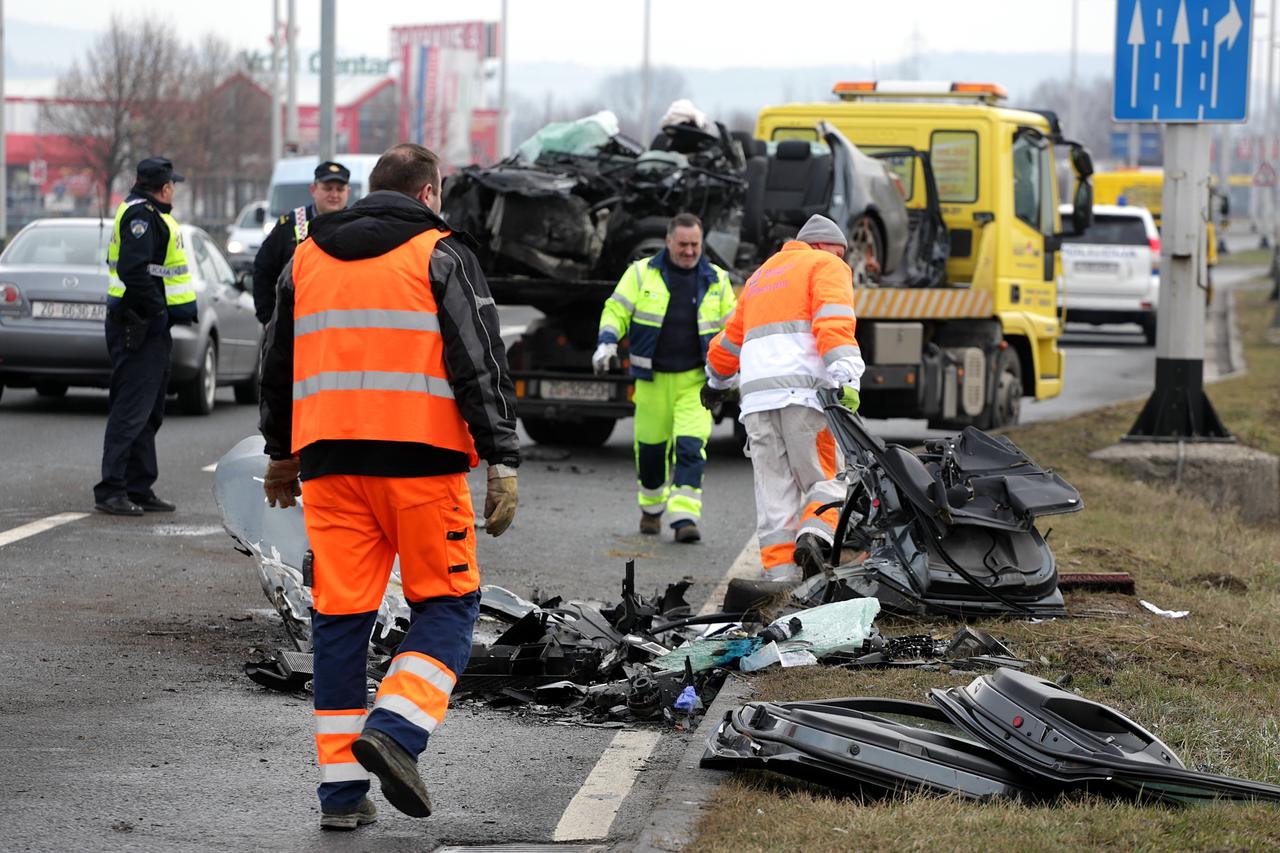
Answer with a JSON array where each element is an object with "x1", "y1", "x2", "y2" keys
[{"x1": 633, "y1": 368, "x2": 712, "y2": 526}]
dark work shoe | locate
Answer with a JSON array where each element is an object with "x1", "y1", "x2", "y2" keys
[
  {"x1": 94, "y1": 496, "x2": 144, "y2": 517},
  {"x1": 794, "y1": 533, "x2": 828, "y2": 579},
  {"x1": 129, "y1": 493, "x2": 176, "y2": 512},
  {"x1": 351, "y1": 728, "x2": 432, "y2": 818},
  {"x1": 639, "y1": 512, "x2": 661, "y2": 535},
  {"x1": 673, "y1": 521, "x2": 701, "y2": 544},
  {"x1": 320, "y1": 796, "x2": 377, "y2": 831}
]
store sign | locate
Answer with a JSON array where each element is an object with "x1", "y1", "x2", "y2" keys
[{"x1": 240, "y1": 50, "x2": 391, "y2": 76}]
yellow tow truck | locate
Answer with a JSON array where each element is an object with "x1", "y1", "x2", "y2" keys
[{"x1": 755, "y1": 81, "x2": 1094, "y2": 428}]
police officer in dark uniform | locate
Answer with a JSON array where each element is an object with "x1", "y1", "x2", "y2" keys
[
  {"x1": 93, "y1": 157, "x2": 198, "y2": 516},
  {"x1": 252, "y1": 160, "x2": 351, "y2": 324}
]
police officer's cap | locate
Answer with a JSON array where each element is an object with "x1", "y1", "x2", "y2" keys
[
  {"x1": 136, "y1": 156, "x2": 184, "y2": 184},
  {"x1": 314, "y1": 161, "x2": 350, "y2": 184}
]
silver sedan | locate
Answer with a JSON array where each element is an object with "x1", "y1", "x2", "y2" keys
[{"x1": 0, "y1": 217, "x2": 263, "y2": 414}]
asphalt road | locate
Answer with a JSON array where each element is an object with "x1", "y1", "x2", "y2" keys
[{"x1": 0, "y1": 267, "x2": 1254, "y2": 850}]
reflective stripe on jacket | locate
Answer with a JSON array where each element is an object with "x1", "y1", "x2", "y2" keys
[
  {"x1": 293, "y1": 206, "x2": 310, "y2": 243},
  {"x1": 290, "y1": 228, "x2": 479, "y2": 465},
  {"x1": 597, "y1": 253, "x2": 735, "y2": 380},
  {"x1": 107, "y1": 200, "x2": 195, "y2": 310},
  {"x1": 707, "y1": 240, "x2": 864, "y2": 416}
]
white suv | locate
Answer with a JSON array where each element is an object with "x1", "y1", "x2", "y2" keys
[{"x1": 1058, "y1": 204, "x2": 1160, "y2": 345}]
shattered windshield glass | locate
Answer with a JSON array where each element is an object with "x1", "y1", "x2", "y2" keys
[{"x1": 515, "y1": 110, "x2": 621, "y2": 162}]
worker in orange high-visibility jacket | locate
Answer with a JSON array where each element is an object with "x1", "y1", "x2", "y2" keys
[
  {"x1": 257, "y1": 143, "x2": 520, "y2": 831},
  {"x1": 702, "y1": 214, "x2": 864, "y2": 583}
]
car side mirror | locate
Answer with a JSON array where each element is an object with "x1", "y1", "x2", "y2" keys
[
  {"x1": 1070, "y1": 144, "x2": 1094, "y2": 180},
  {"x1": 1071, "y1": 180, "x2": 1094, "y2": 235},
  {"x1": 235, "y1": 270, "x2": 253, "y2": 292}
]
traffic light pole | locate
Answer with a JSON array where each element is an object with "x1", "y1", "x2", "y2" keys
[{"x1": 1125, "y1": 123, "x2": 1233, "y2": 441}]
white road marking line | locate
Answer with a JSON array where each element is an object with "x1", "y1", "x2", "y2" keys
[
  {"x1": 552, "y1": 729, "x2": 663, "y2": 841},
  {"x1": 552, "y1": 535, "x2": 759, "y2": 841},
  {"x1": 202, "y1": 463, "x2": 218, "y2": 472},
  {"x1": 697, "y1": 535, "x2": 761, "y2": 617},
  {"x1": 0, "y1": 512, "x2": 89, "y2": 548}
]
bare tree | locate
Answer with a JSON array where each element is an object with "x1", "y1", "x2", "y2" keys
[
  {"x1": 1023, "y1": 76, "x2": 1117, "y2": 163},
  {"x1": 42, "y1": 16, "x2": 188, "y2": 215},
  {"x1": 596, "y1": 66, "x2": 689, "y2": 142}
]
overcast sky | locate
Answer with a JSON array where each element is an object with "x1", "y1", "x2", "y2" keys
[{"x1": 9, "y1": 0, "x2": 1122, "y2": 70}]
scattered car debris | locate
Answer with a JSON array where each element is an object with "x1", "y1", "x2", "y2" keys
[
  {"x1": 1139, "y1": 599, "x2": 1190, "y2": 619},
  {"x1": 724, "y1": 392, "x2": 1082, "y2": 619},
  {"x1": 827, "y1": 626, "x2": 1030, "y2": 671},
  {"x1": 705, "y1": 667, "x2": 1280, "y2": 804}
]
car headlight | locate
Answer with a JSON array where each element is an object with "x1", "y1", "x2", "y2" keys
[{"x1": 227, "y1": 240, "x2": 244, "y2": 255}]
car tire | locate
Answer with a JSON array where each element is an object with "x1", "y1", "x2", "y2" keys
[
  {"x1": 179, "y1": 339, "x2": 218, "y2": 416},
  {"x1": 848, "y1": 214, "x2": 885, "y2": 285},
  {"x1": 34, "y1": 382, "x2": 68, "y2": 398},
  {"x1": 1142, "y1": 318, "x2": 1157, "y2": 346},
  {"x1": 522, "y1": 415, "x2": 615, "y2": 447}
]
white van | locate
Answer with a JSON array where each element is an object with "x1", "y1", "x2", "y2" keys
[
  {"x1": 1058, "y1": 203, "x2": 1161, "y2": 346},
  {"x1": 266, "y1": 154, "x2": 381, "y2": 221}
]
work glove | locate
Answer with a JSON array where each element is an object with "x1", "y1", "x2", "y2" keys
[
  {"x1": 121, "y1": 308, "x2": 150, "y2": 352},
  {"x1": 840, "y1": 385, "x2": 861, "y2": 414},
  {"x1": 591, "y1": 342, "x2": 617, "y2": 376},
  {"x1": 484, "y1": 464, "x2": 519, "y2": 537},
  {"x1": 263, "y1": 456, "x2": 302, "y2": 508},
  {"x1": 700, "y1": 382, "x2": 730, "y2": 413}
]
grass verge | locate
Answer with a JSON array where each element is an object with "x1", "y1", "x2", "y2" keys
[{"x1": 690, "y1": 286, "x2": 1280, "y2": 852}]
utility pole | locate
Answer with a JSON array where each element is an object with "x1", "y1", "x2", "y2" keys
[
  {"x1": 1, "y1": 0, "x2": 7, "y2": 244},
  {"x1": 1267, "y1": 0, "x2": 1277, "y2": 244},
  {"x1": 640, "y1": 0, "x2": 652, "y2": 145},
  {"x1": 319, "y1": 0, "x2": 336, "y2": 160},
  {"x1": 270, "y1": 0, "x2": 282, "y2": 165},
  {"x1": 1126, "y1": 124, "x2": 1229, "y2": 440},
  {"x1": 1068, "y1": 0, "x2": 1079, "y2": 135},
  {"x1": 499, "y1": 0, "x2": 509, "y2": 159},
  {"x1": 286, "y1": 0, "x2": 299, "y2": 154}
]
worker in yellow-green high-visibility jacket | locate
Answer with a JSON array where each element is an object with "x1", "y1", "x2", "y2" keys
[{"x1": 594, "y1": 213, "x2": 736, "y2": 543}]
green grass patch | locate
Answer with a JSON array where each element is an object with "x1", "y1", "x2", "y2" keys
[
  {"x1": 691, "y1": 288, "x2": 1280, "y2": 851},
  {"x1": 1217, "y1": 248, "x2": 1273, "y2": 267}
]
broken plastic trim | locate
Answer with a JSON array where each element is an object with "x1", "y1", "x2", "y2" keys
[
  {"x1": 702, "y1": 697, "x2": 1043, "y2": 801},
  {"x1": 930, "y1": 668, "x2": 1280, "y2": 804}
]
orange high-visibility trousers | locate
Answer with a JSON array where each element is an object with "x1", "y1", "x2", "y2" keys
[
  {"x1": 302, "y1": 472, "x2": 480, "y2": 613},
  {"x1": 301, "y1": 471, "x2": 480, "y2": 813}
]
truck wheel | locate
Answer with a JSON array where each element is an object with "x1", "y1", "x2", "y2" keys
[
  {"x1": 523, "y1": 415, "x2": 616, "y2": 447},
  {"x1": 978, "y1": 348, "x2": 1022, "y2": 430},
  {"x1": 848, "y1": 214, "x2": 884, "y2": 285},
  {"x1": 179, "y1": 339, "x2": 218, "y2": 416}
]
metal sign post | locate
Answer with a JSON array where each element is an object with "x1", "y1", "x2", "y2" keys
[{"x1": 1114, "y1": 0, "x2": 1246, "y2": 441}]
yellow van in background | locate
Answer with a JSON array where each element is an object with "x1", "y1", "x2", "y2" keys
[{"x1": 1092, "y1": 168, "x2": 1222, "y2": 267}]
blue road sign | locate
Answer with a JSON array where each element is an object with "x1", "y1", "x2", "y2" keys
[{"x1": 1114, "y1": 0, "x2": 1252, "y2": 122}]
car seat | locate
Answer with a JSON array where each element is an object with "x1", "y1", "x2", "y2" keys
[{"x1": 762, "y1": 139, "x2": 833, "y2": 227}]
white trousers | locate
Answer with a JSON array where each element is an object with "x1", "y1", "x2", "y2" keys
[{"x1": 743, "y1": 405, "x2": 845, "y2": 577}]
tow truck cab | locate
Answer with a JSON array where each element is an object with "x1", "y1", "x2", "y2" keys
[{"x1": 755, "y1": 81, "x2": 1094, "y2": 427}]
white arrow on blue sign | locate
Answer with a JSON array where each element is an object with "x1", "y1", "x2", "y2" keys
[{"x1": 1114, "y1": 0, "x2": 1252, "y2": 122}]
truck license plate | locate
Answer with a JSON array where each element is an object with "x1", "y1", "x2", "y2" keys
[
  {"x1": 31, "y1": 300, "x2": 107, "y2": 321},
  {"x1": 541, "y1": 380, "x2": 611, "y2": 401}
]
